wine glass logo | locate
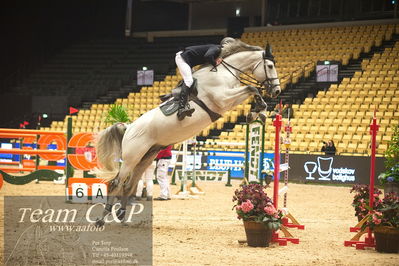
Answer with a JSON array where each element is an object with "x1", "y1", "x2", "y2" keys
[
  {"x1": 317, "y1": 157, "x2": 333, "y2": 180},
  {"x1": 304, "y1": 162, "x2": 317, "y2": 180}
]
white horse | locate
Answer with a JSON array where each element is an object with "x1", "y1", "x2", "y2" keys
[{"x1": 94, "y1": 43, "x2": 281, "y2": 225}]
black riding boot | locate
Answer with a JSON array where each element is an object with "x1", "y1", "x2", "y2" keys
[{"x1": 177, "y1": 84, "x2": 195, "y2": 121}]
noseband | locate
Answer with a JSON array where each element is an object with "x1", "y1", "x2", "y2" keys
[{"x1": 253, "y1": 54, "x2": 280, "y2": 92}]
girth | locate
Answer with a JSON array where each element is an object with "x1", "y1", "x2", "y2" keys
[{"x1": 191, "y1": 98, "x2": 221, "y2": 122}]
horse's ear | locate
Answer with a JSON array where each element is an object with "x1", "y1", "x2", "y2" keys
[{"x1": 264, "y1": 43, "x2": 273, "y2": 60}]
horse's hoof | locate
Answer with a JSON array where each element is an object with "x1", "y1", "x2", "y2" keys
[
  {"x1": 246, "y1": 113, "x2": 252, "y2": 124},
  {"x1": 246, "y1": 113, "x2": 256, "y2": 124},
  {"x1": 95, "y1": 219, "x2": 105, "y2": 228},
  {"x1": 116, "y1": 208, "x2": 126, "y2": 221},
  {"x1": 258, "y1": 113, "x2": 267, "y2": 124}
]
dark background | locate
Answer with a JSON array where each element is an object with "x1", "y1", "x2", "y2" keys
[{"x1": 0, "y1": 0, "x2": 396, "y2": 128}]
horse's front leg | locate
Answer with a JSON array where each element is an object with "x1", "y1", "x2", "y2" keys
[
  {"x1": 95, "y1": 196, "x2": 115, "y2": 227},
  {"x1": 95, "y1": 184, "x2": 131, "y2": 226},
  {"x1": 246, "y1": 86, "x2": 268, "y2": 124},
  {"x1": 94, "y1": 176, "x2": 121, "y2": 227}
]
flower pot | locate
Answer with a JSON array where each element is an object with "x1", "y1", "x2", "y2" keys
[
  {"x1": 243, "y1": 220, "x2": 272, "y2": 247},
  {"x1": 384, "y1": 183, "x2": 399, "y2": 195},
  {"x1": 374, "y1": 226, "x2": 399, "y2": 253}
]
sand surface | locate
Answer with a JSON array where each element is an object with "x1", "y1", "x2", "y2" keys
[{"x1": 0, "y1": 180, "x2": 398, "y2": 266}]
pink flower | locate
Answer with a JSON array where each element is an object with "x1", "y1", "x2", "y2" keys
[
  {"x1": 240, "y1": 200, "x2": 254, "y2": 213},
  {"x1": 236, "y1": 206, "x2": 241, "y2": 211},
  {"x1": 372, "y1": 215, "x2": 381, "y2": 225},
  {"x1": 264, "y1": 205, "x2": 277, "y2": 215}
]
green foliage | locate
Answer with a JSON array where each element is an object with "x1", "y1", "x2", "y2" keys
[
  {"x1": 379, "y1": 125, "x2": 399, "y2": 185},
  {"x1": 104, "y1": 105, "x2": 131, "y2": 124},
  {"x1": 385, "y1": 124, "x2": 399, "y2": 170}
]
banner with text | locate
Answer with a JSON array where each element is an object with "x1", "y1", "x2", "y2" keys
[{"x1": 288, "y1": 154, "x2": 385, "y2": 184}]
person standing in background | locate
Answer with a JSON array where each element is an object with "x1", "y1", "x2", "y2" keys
[
  {"x1": 136, "y1": 161, "x2": 156, "y2": 201},
  {"x1": 154, "y1": 145, "x2": 173, "y2": 201},
  {"x1": 321, "y1": 140, "x2": 336, "y2": 155},
  {"x1": 282, "y1": 103, "x2": 294, "y2": 119}
]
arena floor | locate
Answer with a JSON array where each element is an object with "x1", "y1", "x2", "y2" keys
[{"x1": 0, "y1": 180, "x2": 398, "y2": 265}]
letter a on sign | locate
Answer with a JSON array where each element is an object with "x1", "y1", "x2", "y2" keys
[{"x1": 92, "y1": 183, "x2": 107, "y2": 203}]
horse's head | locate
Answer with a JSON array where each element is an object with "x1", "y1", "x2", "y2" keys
[{"x1": 252, "y1": 43, "x2": 281, "y2": 98}]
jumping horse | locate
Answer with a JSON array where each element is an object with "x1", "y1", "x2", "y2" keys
[{"x1": 94, "y1": 42, "x2": 281, "y2": 225}]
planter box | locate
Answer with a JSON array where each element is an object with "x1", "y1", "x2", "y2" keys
[
  {"x1": 243, "y1": 220, "x2": 272, "y2": 247},
  {"x1": 374, "y1": 226, "x2": 399, "y2": 253},
  {"x1": 384, "y1": 183, "x2": 399, "y2": 195}
]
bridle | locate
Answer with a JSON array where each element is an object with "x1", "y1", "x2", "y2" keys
[{"x1": 219, "y1": 51, "x2": 280, "y2": 97}]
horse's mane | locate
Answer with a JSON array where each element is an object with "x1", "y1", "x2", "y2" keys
[
  {"x1": 220, "y1": 39, "x2": 263, "y2": 58},
  {"x1": 194, "y1": 39, "x2": 263, "y2": 72}
]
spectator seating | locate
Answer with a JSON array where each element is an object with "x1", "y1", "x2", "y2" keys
[{"x1": 42, "y1": 23, "x2": 399, "y2": 156}]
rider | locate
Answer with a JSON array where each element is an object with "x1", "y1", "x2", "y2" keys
[{"x1": 175, "y1": 37, "x2": 235, "y2": 120}]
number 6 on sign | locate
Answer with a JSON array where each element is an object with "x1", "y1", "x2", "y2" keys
[{"x1": 71, "y1": 183, "x2": 88, "y2": 203}]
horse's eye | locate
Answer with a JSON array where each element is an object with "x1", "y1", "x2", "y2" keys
[{"x1": 268, "y1": 65, "x2": 273, "y2": 69}]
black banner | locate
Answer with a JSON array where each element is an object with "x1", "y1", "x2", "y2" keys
[{"x1": 287, "y1": 154, "x2": 385, "y2": 184}]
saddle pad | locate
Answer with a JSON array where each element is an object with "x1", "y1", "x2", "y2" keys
[
  {"x1": 160, "y1": 99, "x2": 180, "y2": 116},
  {"x1": 159, "y1": 78, "x2": 200, "y2": 117}
]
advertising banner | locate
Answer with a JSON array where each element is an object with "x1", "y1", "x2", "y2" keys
[
  {"x1": 202, "y1": 152, "x2": 384, "y2": 184},
  {"x1": 288, "y1": 154, "x2": 385, "y2": 184}
]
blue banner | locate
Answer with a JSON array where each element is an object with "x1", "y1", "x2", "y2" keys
[{"x1": 205, "y1": 151, "x2": 276, "y2": 179}]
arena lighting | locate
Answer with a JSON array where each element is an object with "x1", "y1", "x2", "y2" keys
[
  {"x1": 42, "y1": 113, "x2": 48, "y2": 119},
  {"x1": 235, "y1": 8, "x2": 240, "y2": 16},
  {"x1": 324, "y1": 60, "x2": 330, "y2": 65},
  {"x1": 142, "y1": 66, "x2": 148, "y2": 70}
]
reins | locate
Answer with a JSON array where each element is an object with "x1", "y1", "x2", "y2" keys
[{"x1": 219, "y1": 59, "x2": 279, "y2": 98}]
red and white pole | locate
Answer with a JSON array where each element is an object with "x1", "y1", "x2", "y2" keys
[{"x1": 273, "y1": 114, "x2": 282, "y2": 209}]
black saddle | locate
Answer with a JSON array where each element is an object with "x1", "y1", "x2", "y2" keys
[{"x1": 159, "y1": 79, "x2": 198, "y2": 116}]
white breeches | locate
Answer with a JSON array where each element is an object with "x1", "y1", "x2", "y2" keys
[
  {"x1": 136, "y1": 161, "x2": 156, "y2": 197},
  {"x1": 156, "y1": 158, "x2": 171, "y2": 199},
  {"x1": 175, "y1": 51, "x2": 193, "y2": 87}
]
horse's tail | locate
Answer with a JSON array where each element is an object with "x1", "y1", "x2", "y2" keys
[{"x1": 94, "y1": 123, "x2": 127, "y2": 180}]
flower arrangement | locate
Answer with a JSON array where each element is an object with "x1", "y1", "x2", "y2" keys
[
  {"x1": 350, "y1": 184, "x2": 383, "y2": 220},
  {"x1": 233, "y1": 183, "x2": 283, "y2": 230},
  {"x1": 378, "y1": 164, "x2": 399, "y2": 185},
  {"x1": 378, "y1": 124, "x2": 399, "y2": 185},
  {"x1": 361, "y1": 192, "x2": 399, "y2": 231}
]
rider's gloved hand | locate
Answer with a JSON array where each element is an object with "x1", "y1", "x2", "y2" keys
[{"x1": 215, "y1": 58, "x2": 223, "y2": 65}]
